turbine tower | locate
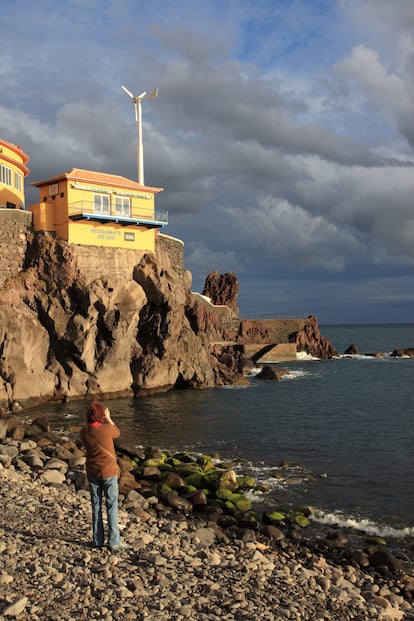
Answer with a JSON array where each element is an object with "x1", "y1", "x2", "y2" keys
[{"x1": 121, "y1": 85, "x2": 159, "y2": 185}]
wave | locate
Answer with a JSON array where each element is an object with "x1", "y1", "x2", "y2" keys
[
  {"x1": 282, "y1": 369, "x2": 310, "y2": 380},
  {"x1": 296, "y1": 351, "x2": 320, "y2": 361},
  {"x1": 335, "y1": 353, "x2": 390, "y2": 360},
  {"x1": 310, "y1": 509, "x2": 414, "y2": 539},
  {"x1": 247, "y1": 367, "x2": 265, "y2": 377}
]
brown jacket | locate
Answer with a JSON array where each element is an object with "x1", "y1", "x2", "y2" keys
[{"x1": 80, "y1": 423, "x2": 120, "y2": 479}]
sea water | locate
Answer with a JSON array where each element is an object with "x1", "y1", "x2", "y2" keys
[{"x1": 23, "y1": 324, "x2": 414, "y2": 556}]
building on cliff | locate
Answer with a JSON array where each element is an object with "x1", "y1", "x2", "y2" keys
[
  {"x1": 29, "y1": 168, "x2": 167, "y2": 252},
  {"x1": 0, "y1": 139, "x2": 30, "y2": 210}
]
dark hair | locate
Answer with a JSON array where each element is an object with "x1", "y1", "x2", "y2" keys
[{"x1": 86, "y1": 401, "x2": 106, "y2": 423}]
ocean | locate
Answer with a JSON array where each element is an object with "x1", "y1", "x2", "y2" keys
[{"x1": 22, "y1": 323, "x2": 414, "y2": 558}]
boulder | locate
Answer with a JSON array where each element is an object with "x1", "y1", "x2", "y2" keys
[
  {"x1": 391, "y1": 348, "x2": 414, "y2": 358},
  {"x1": 256, "y1": 365, "x2": 289, "y2": 380},
  {"x1": 39, "y1": 469, "x2": 66, "y2": 485},
  {"x1": 344, "y1": 344, "x2": 358, "y2": 355}
]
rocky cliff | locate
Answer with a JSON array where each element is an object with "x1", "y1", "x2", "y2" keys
[
  {"x1": 0, "y1": 233, "x2": 336, "y2": 413},
  {"x1": 0, "y1": 233, "x2": 248, "y2": 413}
]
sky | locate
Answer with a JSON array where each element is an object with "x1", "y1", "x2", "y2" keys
[{"x1": 1, "y1": 0, "x2": 413, "y2": 324}]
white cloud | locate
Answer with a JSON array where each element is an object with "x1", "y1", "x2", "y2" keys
[{"x1": 1, "y1": 0, "x2": 414, "y2": 321}]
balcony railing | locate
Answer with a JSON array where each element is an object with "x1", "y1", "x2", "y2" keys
[{"x1": 68, "y1": 201, "x2": 168, "y2": 228}]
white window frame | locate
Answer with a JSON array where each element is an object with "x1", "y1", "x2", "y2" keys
[
  {"x1": 114, "y1": 196, "x2": 131, "y2": 217},
  {"x1": 0, "y1": 165, "x2": 12, "y2": 186},
  {"x1": 93, "y1": 193, "x2": 110, "y2": 214},
  {"x1": 14, "y1": 171, "x2": 22, "y2": 192}
]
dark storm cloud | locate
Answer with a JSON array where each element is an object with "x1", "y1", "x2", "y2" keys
[{"x1": 1, "y1": 0, "x2": 413, "y2": 322}]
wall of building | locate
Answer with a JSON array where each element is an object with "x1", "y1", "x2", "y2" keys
[
  {"x1": 0, "y1": 209, "x2": 32, "y2": 288},
  {"x1": 30, "y1": 173, "x2": 161, "y2": 252},
  {"x1": 0, "y1": 140, "x2": 29, "y2": 209}
]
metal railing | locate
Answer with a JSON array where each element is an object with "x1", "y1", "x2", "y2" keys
[{"x1": 68, "y1": 201, "x2": 168, "y2": 227}]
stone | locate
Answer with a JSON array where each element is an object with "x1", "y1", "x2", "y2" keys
[
  {"x1": 261, "y1": 524, "x2": 285, "y2": 540},
  {"x1": 3, "y1": 597, "x2": 29, "y2": 617},
  {"x1": 39, "y1": 469, "x2": 66, "y2": 485},
  {"x1": 344, "y1": 344, "x2": 359, "y2": 355},
  {"x1": 256, "y1": 365, "x2": 289, "y2": 380}
]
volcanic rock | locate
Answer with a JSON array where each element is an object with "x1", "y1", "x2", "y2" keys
[
  {"x1": 255, "y1": 365, "x2": 289, "y2": 381},
  {"x1": 0, "y1": 234, "x2": 246, "y2": 412},
  {"x1": 295, "y1": 316, "x2": 338, "y2": 359},
  {"x1": 203, "y1": 270, "x2": 240, "y2": 316},
  {"x1": 391, "y1": 348, "x2": 414, "y2": 358},
  {"x1": 344, "y1": 344, "x2": 359, "y2": 355}
]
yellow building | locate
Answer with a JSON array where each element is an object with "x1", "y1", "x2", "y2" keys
[
  {"x1": 30, "y1": 168, "x2": 167, "y2": 251},
  {"x1": 0, "y1": 139, "x2": 30, "y2": 210}
]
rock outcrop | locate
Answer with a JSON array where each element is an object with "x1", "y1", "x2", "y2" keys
[
  {"x1": 0, "y1": 234, "x2": 337, "y2": 412},
  {"x1": 344, "y1": 344, "x2": 359, "y2": 355},
  {"x1": 295, "y1": 316, "x2": 338, "y2": 359},
  {"x1": 0, "y1": 234, "x2": 245, "y2": 412},
  {"x1": 391, "y1": 348, "x2": 414, "y2": 358},
  {"x1": 203, "y1": 270, "x2": 240, "y2": 316}
]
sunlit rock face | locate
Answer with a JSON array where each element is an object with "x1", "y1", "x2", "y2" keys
[
  {"x1": 0, "y1": 234, "x2": 243, "y2": 412},
  {"x1": 0, "y1": 234, "x2": 336, "y2": 413}
]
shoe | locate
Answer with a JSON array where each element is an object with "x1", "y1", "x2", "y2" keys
[
  {"x1": 88, "y1": 541, "x2": 103, "y2": 549},
  {"x1": 110, "y1": 542, "x2": 131, "y2": 552}
]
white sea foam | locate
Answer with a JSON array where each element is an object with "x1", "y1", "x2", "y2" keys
[
  {"x1": 247, "y1": 367, "x2": 264, "y2": 377},
  {"x1": 282, "y1": 369, "x2": 309, "y2": 380},
  {"x1": 296, "y1": 351, "x2": 320, "y2": 361},
  {"x1": 310, "y1": 509, "x2": 414, "y2": 539}
]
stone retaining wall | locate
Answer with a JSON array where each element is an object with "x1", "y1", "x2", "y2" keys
[
  {"x1": 158, "y1": 233, "x2": 185, "y2": 274},
  {"x1": 0, "y1": 215, "x2": 187, "y2": 289},
  {"x1": 70, "y1": 233, "x2": 185, "y2": 284},
  {"x1": 69, "y1": 244, "x2": 147, "y2": 283},
  {"x1": 191, "y1": 292, "x2": 240, "y2": 332},
  {"x1": 240, "y1": 317, "x2": 306, "y2": 343},
  {"x1": 0, "y1": 209, "x2": 32, "y2": 288}
]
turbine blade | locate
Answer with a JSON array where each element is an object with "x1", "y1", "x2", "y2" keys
[
  {"x1": 121, "y1": 85, "x2": 134, "y2": 99},
  {"x1": 138, "y1": 91, "x2": 147, "y2": 99}
]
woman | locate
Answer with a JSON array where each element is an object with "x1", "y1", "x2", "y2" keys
[{"x1": 80, "y1": 401, "x2": 128, "y2": 551}]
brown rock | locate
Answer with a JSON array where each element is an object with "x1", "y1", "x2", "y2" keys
[
  {"x1": 261, "y1": 524, "x2": 285, "y2": 540},
  {"x1": 344, "y1": 344, "x2": 359, "y2": 355},
  {"x1": 295, "y1": 316, "x2": 337, "y2": 359},
  {"x1": 256, "y1": 365, "x2": 289, "y2": 381},
  {"x1": 203, "y1": 270, "x2": 240, "y2": 316},
  {"x1": 0, "y1": 234, "x2": 247, "y2": 411}
]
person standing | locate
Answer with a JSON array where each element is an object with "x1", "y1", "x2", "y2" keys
[{"x1": 80, "y1": 401, "x2": 128, "y2": 551}]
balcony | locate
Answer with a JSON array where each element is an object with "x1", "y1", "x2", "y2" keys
[{"x1": 68, "y1": 201, "x2": 168, "y2": 228}]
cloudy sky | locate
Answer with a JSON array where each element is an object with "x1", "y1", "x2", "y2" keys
[{"x1": 1, "y1": 0, "x2": 413, "y2": 324}]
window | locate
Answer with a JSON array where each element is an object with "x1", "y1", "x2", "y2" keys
[
  {"x1": 14, "y1": 171, "x2": 22, "y2": 192},
  {"x1": 114, "y1": 196, "x2": 130, "y2": 217},
  {"x1": 93, "y1": 193, "x2": 110, "y2": 214},
  {"x1": 0, "y1": 165, "x2": 12, "y2": 186}
]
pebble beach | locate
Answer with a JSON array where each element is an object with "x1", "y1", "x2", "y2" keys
[{"x1": 1, "y1": 426, "x2": 414, "y2": 620}]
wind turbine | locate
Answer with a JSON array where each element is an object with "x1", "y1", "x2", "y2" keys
[{"x1": 121, "y1": 85, "x2": 159, "y2": 185}]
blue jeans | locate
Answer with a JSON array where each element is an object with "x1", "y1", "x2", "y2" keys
[{"x1": 89, "y1": 476, "x2": 122, "y2": 549}]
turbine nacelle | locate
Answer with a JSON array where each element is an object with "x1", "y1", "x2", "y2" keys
[{"x1": 121, "y1": 85, "x2": 158, "y2": 102}]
